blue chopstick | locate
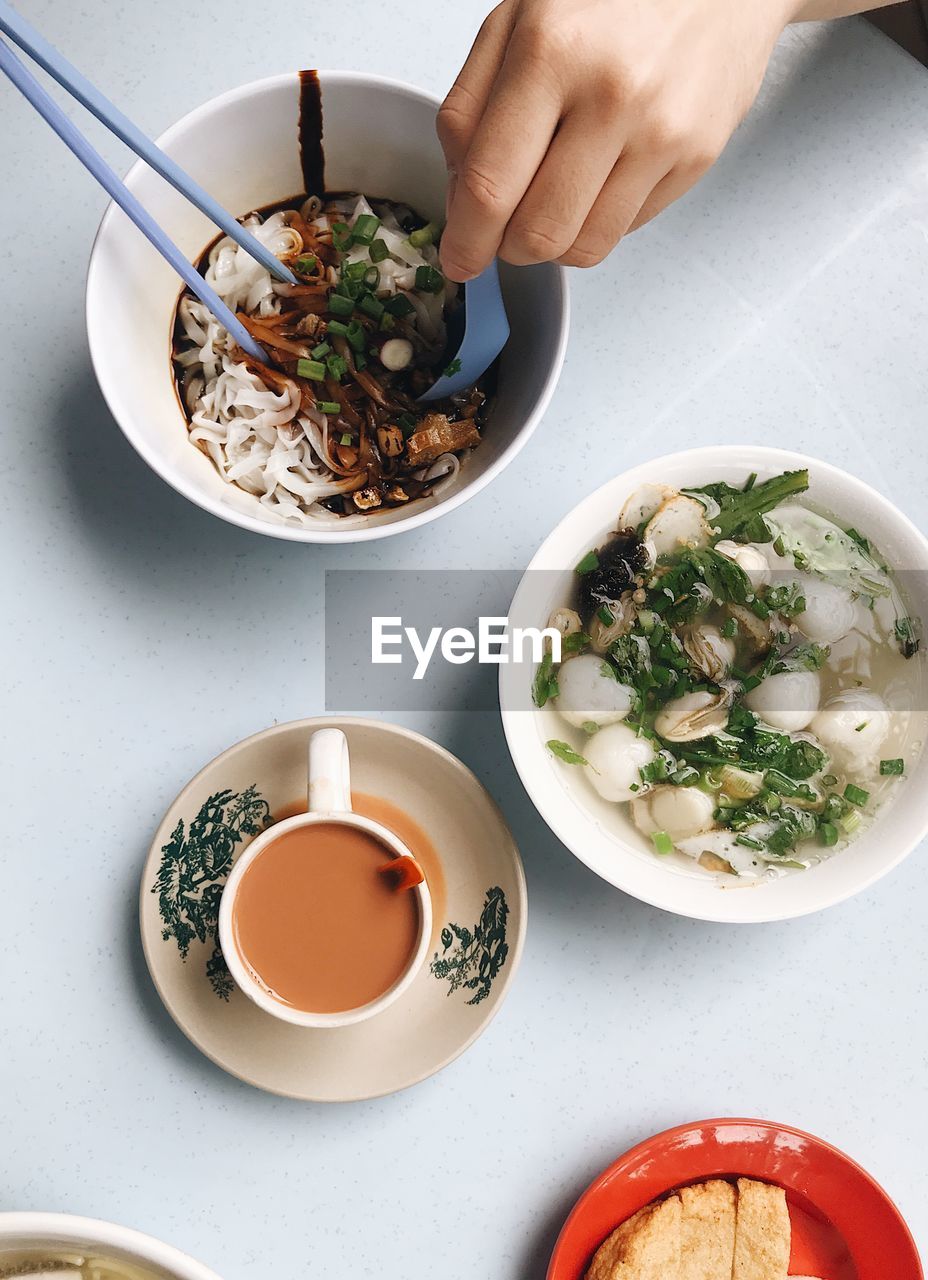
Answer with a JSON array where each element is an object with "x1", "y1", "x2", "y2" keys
[
  {"x1": 0, "y1": 36, "x2": 268, "y2": 364},
  {"x1": 0, "y1": 0, "x2": 296, "y2": 287}
]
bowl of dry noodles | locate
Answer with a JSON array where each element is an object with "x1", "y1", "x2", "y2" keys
[{"x1": 86, "y1": 71, "x2": 569, "y2": 542}]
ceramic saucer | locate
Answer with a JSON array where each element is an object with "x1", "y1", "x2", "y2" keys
[
  {"x1": 140, "y1": 716, "x2": 526, "y2": 1101},
  {"x1": 548, "y1": 1118, "x2": 922, "y2": 1280}
]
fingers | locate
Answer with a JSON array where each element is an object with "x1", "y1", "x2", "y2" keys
[
  {"x1": 497, "y1": 109, "x2": 626, "y2": 266},
  {"x1": 626, "y1": 161, "x2": 712, "y2": 233},
  {"x1": 558, "y1": 152, "x2": 672, "y2": 268},
  {"x1": 436, "y1": 4, "x2": 517, "y2": 174},
  {"x1": 439, "y1": 28, "x2": 562, "y2": 282}
]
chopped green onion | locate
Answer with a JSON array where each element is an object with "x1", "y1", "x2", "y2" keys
[
  {"x1": 326, "y1": 319, "x2": 350, "y2": 337},
  {"x1": 597, "y1": 605, "x2": 615, "y2": 626},
  {"x1": 326, "y1": 353, "x2": 348, "y2": 382},
  {"x1": 415, "y1": 264, "x2": 445, "y2": 293},
  {"x1": 346, "y1": 320, "x2": 366, "y2": 353},
  {"x1": 317, "y1": 400, "x2": 342, "y2": 415},
  {"x1": 296, "y1": 358, "x2": 326, "y2": 381},
  {"x1": 844, "y1": 783, "x2": 870, "y2": 807},
  {"x1": 721, "y1": 617, "x2": 738, "y2": 639},
  {"x1": 336, "y1": 277, "x2": 364, "y2": 301},
  {"x1": 840, "y1": 809, "x2": 862, "y2": 835},
  {"x1": 354, "y1": 350, "x2": 368, "y2": 371},
  {"x1": 408, "y1": 221, "x2": 438, "y2": 248},
  {"x1": 637, "y1": 610, "x2": 656, "y2": 634},
  {"x1": 750, "y1": 597, "x2": 770, "y2": 619},
  {"x1": 735, "y1": 835, "x2": 764, "y2": 851},
  {"x1": 670, "y1": 765, "x2": 699, "y2": 786},
  {"x1": 344, "y1": 260, "x2": 369, "y2": 282},
  {"x1": 360, "y1": 293, "x2": 385, "y2": 320},
  {"x1": 295, "y1": 254, "x2": 317, "y2": 273},
  {"x1": 575, "y1": 551, "x2": 599, "y2": 575},
  {"x1": 332, "y1": 221, "x2": 353, "y2": 251},
  {"x1": 651, "y1": 831, "x2": 674, "y2": 856},
  {"x1": 821, "y1": 773, "x2": 838, "y2": 788},
  {"x1": 880, "y1": 758, "x2": 904, "y2": 776},
  {"x1": 369, "y1": 238, "x2": 389, "y2": 264},
  {"x1": 398, "y1": 412, "x2": 417, "y2": 437},
  {"x1": 639, "y1": 759, "x2": 669, "y2": 784},
  {"x1": 339, "y1": 432, "x2": 353, "y2": 446},
  {"x1": 363, "y1": 265, "x2": 381, "y2": 290},
  {"x1": 352, "y1": 213, "x2": 381, "y2": 245},
  {"x1": 328, "y1": 293, "x2": 355, "y2": 317},
  {"x1": 311, "y1": 341, "x2": 331, "y2": 359},
  {"x1": 384, "y1": 293, "x2": 415, "y2": 316},
  {"x1": 581, "y1": 721, "x2": 601, "y2": 735},
  {"x1": 443, "y1": 357, "x2": 462, "y2": 377},
  {"x1": 818, "y1": 821, "x2": 839, "y2": 847},
  {"x1": 379, "y1": 312, "x2": 396, "y2": 331}
]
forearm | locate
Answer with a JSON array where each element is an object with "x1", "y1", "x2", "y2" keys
[{"x1": 792, "y1": 0, "x2": 901, "y2": 19}]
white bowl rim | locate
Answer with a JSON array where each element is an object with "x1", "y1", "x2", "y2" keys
[
  {"x1": 0, "y1": 1211, "x2": 222, "y2": 1279},
  {"x1": 501, "y1": 444, "x2": 928, "y2": 924},
  {"x1": 84, "y1": 70, "x2": 570, "y2": 544}
]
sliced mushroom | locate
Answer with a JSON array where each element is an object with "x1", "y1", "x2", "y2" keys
[
  {"x1": 681, "y1": 624, "x2": 736, "y2": 682},
  {"x1": 644, "y1": 495, "x2": 711, "y2": 559},
  {"x1": 654, "y1": 689, "x2": 730, "y2": 743}
]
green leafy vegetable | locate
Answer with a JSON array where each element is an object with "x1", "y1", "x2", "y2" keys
[
  {"x1": 546, "y1": 740, "x2": 588, "y2": 766},
  {"x1": 533, "y1": 652, "x2": 559, "y2": 708},
  {"x1": 686, "y1": 469, "x2": 809, "y2": 541}
]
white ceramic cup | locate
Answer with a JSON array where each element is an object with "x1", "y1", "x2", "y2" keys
[
  {"x1": 0, "y1": 1212, "x2": 222, "y2": 1280},
  {"x1": 85, "y1": 71, "x2": 569, "y2": 543},
  {"x1": 218, "y1": 728, "x2": 432, "y2": 1027}
]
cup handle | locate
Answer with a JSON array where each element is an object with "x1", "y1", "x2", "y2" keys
[{"x1": 308, "y1": 728, "x2": 352, "y2": 813}]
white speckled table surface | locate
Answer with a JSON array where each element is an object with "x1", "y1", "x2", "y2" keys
[{"x1": 2, "y1": 2, "x2": 927, "y2": 1275}]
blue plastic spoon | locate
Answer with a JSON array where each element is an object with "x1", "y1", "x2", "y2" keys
[{"x1": 418, "y1": 260, "x2": 510, "y2": 402}]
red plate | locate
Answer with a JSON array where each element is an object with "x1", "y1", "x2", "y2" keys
[{"x1": 548, "y1": 1118, "x2": 922, "y2": 1280}]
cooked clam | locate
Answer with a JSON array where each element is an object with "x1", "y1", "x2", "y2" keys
[
  {"x1": 654, "y1": 689, "x2": 730, "y2": 742},
  {"x1": 682, "y1": 624, "x2": 736, "y2": 681}
]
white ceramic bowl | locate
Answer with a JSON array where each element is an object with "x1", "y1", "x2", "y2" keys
[
  {"x1": 501, "y1": 446, "x2": 928, "y2": 923},
  {"x1": 85, "y1": 72, "x2": 569, "y2": 543},
  {"x1": 0, "y1": 1213, "x2": 221, "y2": 1279}
]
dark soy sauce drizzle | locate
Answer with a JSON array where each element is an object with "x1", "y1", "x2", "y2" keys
[{"x1": 298, "y1": 70, "x2": 325, "y2": 197}]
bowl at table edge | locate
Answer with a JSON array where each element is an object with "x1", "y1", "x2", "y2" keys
[
  {"x1": 0, "y1": 1213, "x2": 222, "y2": 1279},
  {"x1": 85, "y1": 71, "x2": 568, "y2": 544},
  {"x1": 500, "y1": 445, "x2": 928, "y2": 923}
]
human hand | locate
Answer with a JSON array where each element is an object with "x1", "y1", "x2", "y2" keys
[{"x1": 437, "y1": 0, "x2": 798, "y2": 279}]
